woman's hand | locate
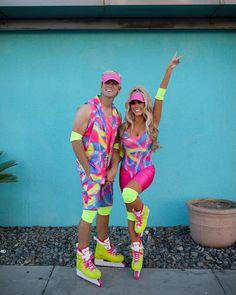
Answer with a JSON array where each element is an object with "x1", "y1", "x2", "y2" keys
[
  {"x1": 168, "y1": 52, "x2": 184, "y2": 69},
  {"x1": 105, "y1": 166, "x2": 117, "y2": 184}
]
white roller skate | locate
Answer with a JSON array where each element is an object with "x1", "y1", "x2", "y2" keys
[
  {"x1": 131, "y1": 241, "x2": 144, "y2": 280},
  {"x1": 76, "y1": 245, "x2": 103, "y2": 287},
  {"x1": 94, "y1": 237, "x2": 126, "y2": 267}
]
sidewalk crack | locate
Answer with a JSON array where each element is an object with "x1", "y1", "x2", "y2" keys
[
  {"x1": 212, "y1": 270, "x2": 227, "y2": 295},
  {"x1": 42, "y1": 266, "x2": 55, "y2": 295}
]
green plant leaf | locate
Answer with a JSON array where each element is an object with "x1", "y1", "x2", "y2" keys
[
  {"x1": 0, "y1": 173, "x2": 17, "y2": 183},
  {"x1": 0, "y1": 152, "x2": 18, "y2": 183},
  {"x1": 0, "y1": 160, "x2": 17, "y2": 172}
]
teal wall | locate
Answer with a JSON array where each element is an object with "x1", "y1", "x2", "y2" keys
[{"x1": 0, "y1": 30, "x2": 236, "y2": 226}]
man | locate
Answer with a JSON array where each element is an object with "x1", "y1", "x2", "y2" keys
[{"x1": 70, "y1": 70, "x2": 125, "y2": 286}]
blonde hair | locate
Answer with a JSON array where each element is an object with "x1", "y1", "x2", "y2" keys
[{"x1": 119, "y1": 86, "x2": 159, "y2": 151}]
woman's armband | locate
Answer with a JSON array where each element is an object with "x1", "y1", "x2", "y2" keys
[
  {"x1": 155, "y1": 87, "x2": 166, "y2": 101},
  {"x1": 70, "y1": 131, "x2": 82, "y2": 142}
]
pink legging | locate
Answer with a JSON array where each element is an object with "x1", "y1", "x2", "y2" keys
[{"x1": 119, "y1": 165, "x2": 155, "y2": 192}]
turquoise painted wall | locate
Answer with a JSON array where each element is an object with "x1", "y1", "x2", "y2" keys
[{"x1": 0, "y1": 30, "x2": 235, "y2": 226}]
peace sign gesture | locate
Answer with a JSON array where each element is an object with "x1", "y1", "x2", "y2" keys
[{"x1": 168, "y1": 52, "x2": 184, "y2": 69}]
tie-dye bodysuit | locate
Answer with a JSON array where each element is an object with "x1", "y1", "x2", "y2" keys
[{"x1": 119, "y1": 130, "x2": 155, "y2": 191}]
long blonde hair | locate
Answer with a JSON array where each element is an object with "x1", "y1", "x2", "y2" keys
[{"x1": 119, "y1": 86, "x2": 159, "y2": 151}]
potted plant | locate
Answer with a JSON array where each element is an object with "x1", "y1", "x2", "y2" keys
[
  {"x1": 187, "y1": 198, "x2": 236, "y2": 248},
  {"x1": 0, "y1": 151, "x2": 17, "y2": 183}
]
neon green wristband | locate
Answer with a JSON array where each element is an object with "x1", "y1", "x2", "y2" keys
[
  {"x1": 120, "y1": 149, "x2": 124, "y2": 158},
  {"x1": 70, "y1": 131, "x2": 82, "y2": 142},
  {"x1": 155, "y1": 87, "x2": 166, "y2": 101},
  {"x1": 114, "y1": 143, "x2": 119, "y2": 150}
]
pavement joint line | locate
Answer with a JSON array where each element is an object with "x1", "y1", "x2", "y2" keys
[
  {"x1": 212, "y1": 269, "x2": 227, "y2": 295},
  {"x1": 42, "y1": 265, "x2": 55, "y2": 295}
]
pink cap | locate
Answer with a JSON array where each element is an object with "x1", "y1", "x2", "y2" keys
[
  {"x1": 128, "y1": 91, "x2": 145, "y2": 103},
  {"x1": 101, "y1": 71, "x2": 122, "y2": 85}
]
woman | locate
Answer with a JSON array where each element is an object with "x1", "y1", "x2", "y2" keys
[{"x1": 118, "y1": 53, "x2": 183, "y2": 279}]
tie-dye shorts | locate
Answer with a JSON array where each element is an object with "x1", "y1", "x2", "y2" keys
[{"x1": 80, "y1": 173, "x2": 113, "y2": 210}]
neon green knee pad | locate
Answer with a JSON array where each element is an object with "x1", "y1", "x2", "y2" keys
[
  {"x1": 127, "y1": 211, "x2": 136, "y2": 221},
  {"x1": 81, "y1": 210, "x2": 97, "y2": 223},
  {"x1": 122, "y1": 188, "x2": 138, "y2": 204},
  {"x1": 97, "y1": 206, "x2": 112, "y2": 216}
]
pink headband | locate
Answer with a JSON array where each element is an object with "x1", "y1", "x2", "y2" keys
[
  {"x1": 128, "y1": 91, "x2": 145, "y2": 103},
  {"x1": 101, "y1": 72, "x2": 121, "y2": 85}
]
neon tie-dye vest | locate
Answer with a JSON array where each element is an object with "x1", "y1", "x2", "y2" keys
[{"x1": 77, "y1": 96, "x2": 121, "y2": 184}]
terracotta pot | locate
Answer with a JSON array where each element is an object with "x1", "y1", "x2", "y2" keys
[{"x1": 187, "y1": 198, "x2": 236, "y2": 248}]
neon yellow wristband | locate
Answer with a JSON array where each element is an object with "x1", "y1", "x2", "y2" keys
[
  {"x1": 70, "y1": 131, "x2": 82, "y2": 142},
  {"x1": 120, "y1": 149, "x2": 124, "y2": 158},
  {"x1": 155, "y1": 87, "x2": 166, "y2": 101},
  {"x1": 114, "y1": 143, "x2": 119, "y2": 150}
]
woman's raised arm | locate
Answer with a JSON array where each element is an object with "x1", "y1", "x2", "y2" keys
[{"x1": 153, "y1": 52, "x2": 183, "y2": 127}]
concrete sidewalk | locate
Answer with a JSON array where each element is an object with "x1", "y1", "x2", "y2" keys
[{"x1": 0, "y1": 266, "x2": 235, "y2": 295}]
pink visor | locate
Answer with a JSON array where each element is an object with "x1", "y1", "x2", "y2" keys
[
  {"x1": 128, "y1": 91, "x2": 145, "y2": 103},
  {"x1": 101, "y1": 72, "x2": 121, "y2": 85}
]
